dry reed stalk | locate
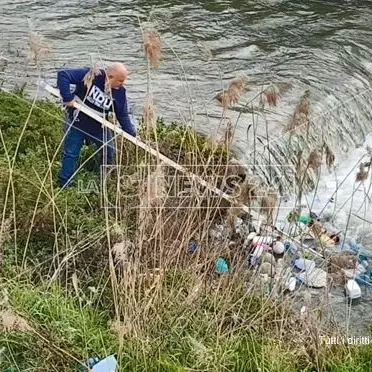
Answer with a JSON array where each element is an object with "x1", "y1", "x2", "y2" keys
[
  {"x1": 137, "y1": 182, "x2": 153, "y2": 242},
  {"x1": 309, "y1": 221, "x2": 324, "y2": 238},
  {"x1": 215, "y1": 76, "x2": 248, "y2": 109},
  {"x1": 260, "y1": 188, "x2": 278, "y2": 224},
  {"x1": 144, "y1": 31, "x2": 162, "y2": 68},
  {"x1": 147, "y1": 164, "x2": 166, "y2": 204},
  {"x1": 356, "y1": 162, "x2": 370, "y2": 182},
  {"x1": 0, "y1": 309, "x2": 31, "y2": 332},
  {"x1": 284, "y1": 90, "x2": 310, "y2": 134},
  {"x1": 234, "y1": 176, "x2": 260, "y2": 206},
  {"x1": 83, "y1": 63, "x2": 101, "y2": 91},
  {"x1": 143, "y1": 100, "x2": 156, "y2": 134},
  {"x1": 223, "y1": 120, "x2": 235, "y2": 147},
  {"x1": 308, "y1": 149, "x2": 322, "y2": 172},
  {"x1": 226, "y1": 205, "x2": 240, "y2": 232},
  {"x1": 261, "y1": 85, "x2": 281, "y2": 107},
  {"x1": 0, "y1": 217, "x2": 11, "y2": 268},
  {"x1": 323, "y1": 143, "x2": 335, "y2": 171},
  {"x1": 28, "y1": 31, "x2": 51, "y2": 67},
  {"x1": 295, "y1": 150, "x2": 306, "y2": 204},
  {"x1": 112, "y1": 240, "x2": 135, "y2": 263},
  {"x1": 136, "y1": 164, "x2": 167, "y2": 243}
]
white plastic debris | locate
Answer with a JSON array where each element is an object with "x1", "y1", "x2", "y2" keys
[
  {"x1": 356, "y1": 263, "x2": 367, "y2": 275},
  {"x1": 300, "y1": 305, "x2": 307, "y2": 319},
  {"x1": 294, "y1": 258, "x2": 316, "y2": 272},
  {"x1": 235, "y1": 218, "x2": 243, "y2": 228},
  {"x1": 247, "y1": 232, "x2": 257, "y2": 241},
  {"x1": 209, "y1": 224, "x2": 225, "y2": 240},
  {"x1": 252, "y1": 235, "x2": 273, "y2": 246},
  {"x1": 92, "y1": 355, "x2": 117, "y2": 372},
  {"x1": 297, "y1": 267, "x2": 327, "y2": 288},
  {"x1": 251, "y1": 245, "x2": 264, "y2": 266},
  {"x1": 243, "y1": 232, "x2": 257, "y2": 247},
  {"x1": 273, "y1": 241, "x2": 285, "y2": 254},
  {"x1": 285, "y1": 277, "x2": 296, "y2": 291},
  {"x1": 345, "y1": 279, "x2": 362, "y2": 300},
  {"x1": 343, "y1": 269, "x2": 357, "y2": 279}
]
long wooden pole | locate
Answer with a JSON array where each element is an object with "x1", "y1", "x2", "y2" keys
[
  {"x1": 40, "y1": 80, "x2": 258, "y2": 215},
  {"x1": 40, "y1": 80, "x2": 324, "y2": 259}
]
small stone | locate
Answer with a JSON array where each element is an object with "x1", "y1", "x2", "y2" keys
[
  {"x1": 261, "y1": 252, "x2": 275, "y2": 265},
  {"x1": 259, "y1": 262, "x2": 274, "y2": 277}
]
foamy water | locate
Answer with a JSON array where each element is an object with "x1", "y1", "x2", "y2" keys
[{"x1": 277, "y1": 133, "x2": 372, "y2": 250}]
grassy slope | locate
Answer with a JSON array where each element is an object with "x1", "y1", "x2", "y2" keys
[{"x1": 0, "y1": 90, "x2": 372, "y2": 371}]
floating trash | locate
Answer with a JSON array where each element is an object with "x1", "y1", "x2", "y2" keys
[
  {"x1": 345, "y1": 279, "x2": 362, "y2": 303},
  {"x1": 188, "y1": 240, "x2": 199, "y2": 254},
  {"x1": 273, "y1": 241, "x2": 285, "y2": 255},
  {"x1": 296, "y1": 267, "x2": 327, "y2": 288},
  {"x1": 78, "y1": 356, "x2": 101, "y2": 371},
  {"x1": 92, "y1": 355, "x2": 118, "y2": 372},
  {"x1": 78, "y1": 355, "x2": 117, "y2": 372},
  {"x1": 285, "y1": 276, "x2": 297, "y2": 291},
  {"x1": 252, "y1": 235, "x2": 273, "y2": 246},
  {"x1": 250, "y1": 245, "x2": 264, "y2": 266},
  {"x1": 215, "y1": 257, "x2": 229, "y2": 274},
  {"x1": 294, "y1": 258, "x2": 316, "y2": 272}
]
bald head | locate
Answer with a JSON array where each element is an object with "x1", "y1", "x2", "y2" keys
[{"x1": 106, "y1": 62, "x2": 128, "y2": 89}]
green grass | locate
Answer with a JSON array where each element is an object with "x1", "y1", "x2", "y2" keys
[{"x1": 1, "y1": 90, "x2": 372, "y2": 371}]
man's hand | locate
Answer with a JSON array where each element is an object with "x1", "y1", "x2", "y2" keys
[{"x1": 64, "y1": 100, "x2": 75, "y2": 108}]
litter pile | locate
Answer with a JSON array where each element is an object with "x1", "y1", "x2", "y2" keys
[{"x1": 206, "y1": 206, "x2": 372, "y2": 305}]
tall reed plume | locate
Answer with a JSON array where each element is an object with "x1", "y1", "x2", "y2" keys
[
  {"x1": 143, "y1": 100, "x2": 156, "y2": 135},
  {"x1": 83, "y1": 63, "x2": 101, "y2": 92},
  {"x1": 144, "y1": 31, "x2": 163, "y2": 68},
  {"x1": 308, "y1": 149, "x2": 322, "y2": 173},
  {"x1": 260, "y1": 187, "x2": 278, "y2": 225},
  {"x1": 28, "y1": 31, "x2": 51, "y2": 68},
  {"x1": 356, "y1": 161, "x2": 371, "y2": 182},
  {"x1": 215, "y1": 76, "x2": 248, "y2": 109},
  {"x1": 323, "y1": 143, "x2": 336, "y2": 171},
  {"x1": 284, "y1": 90, "x2": 310, "y2": 134},
  {"x1": 260, "y1": 85, "x2": 282, "y2": 107}
]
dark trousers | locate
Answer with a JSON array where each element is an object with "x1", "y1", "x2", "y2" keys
[{"x1": 58, "y1": 118, "x2": 115, "y2": 187}]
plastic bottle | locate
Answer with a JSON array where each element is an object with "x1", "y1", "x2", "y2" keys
[{"x1": 298, "y1": 215, "x2": 312, "y2": 225}]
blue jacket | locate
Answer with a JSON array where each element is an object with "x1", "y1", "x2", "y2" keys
[{"x1": 57, "y1": 67, "x2": 136, "y2": 137}]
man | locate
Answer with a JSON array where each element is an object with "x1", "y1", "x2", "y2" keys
[{"x1": 57, "y1": 62, "x2": 136, "y2": 187}]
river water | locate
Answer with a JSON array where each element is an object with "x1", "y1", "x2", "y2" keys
[
  {"x1": 3, "y1": 1, "x2": 372, "y2": 334},
  {"x1": 1, "y1": 0, "x2": 372, "y2": 236}
]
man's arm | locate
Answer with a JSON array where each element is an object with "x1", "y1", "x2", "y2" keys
[
  {"x1": 57, "y1": 67, "x2": 90, "y2": 105},
  {"x1": 114, "y1": 89, "x2": 136, "y2": 137}
]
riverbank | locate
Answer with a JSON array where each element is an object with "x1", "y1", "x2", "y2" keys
[{"x1": 0, "y1": 89, "x2": 372, "y2": 371}]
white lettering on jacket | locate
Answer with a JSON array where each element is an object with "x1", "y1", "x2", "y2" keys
[{"x1": 87, "y1": 85, "x2": 113, "y2": 111}]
